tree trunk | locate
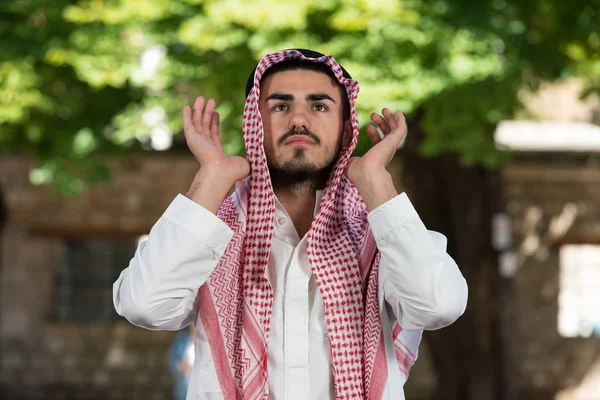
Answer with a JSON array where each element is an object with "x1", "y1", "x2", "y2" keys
[
  {"x1": 398, "y1": 116, "x2": 518, "y2": 400},
  {"x1": 0, "y1": 185, "x2": 5, "y2": 360}
]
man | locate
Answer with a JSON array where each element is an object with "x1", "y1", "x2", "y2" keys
[{"x1": 113, "y1": 49, "x2": 468, "y2": 400}]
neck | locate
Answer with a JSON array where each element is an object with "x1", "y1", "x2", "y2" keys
[{"x1": 273, "y1": 178, "x2": 326, "y2": 238}]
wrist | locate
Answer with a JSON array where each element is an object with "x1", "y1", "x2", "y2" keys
[
  {"x1": 196, "y1": 167, "x2": 237, "y2": 188},
  {"x1": 354, "y1": 170, "x2": 397, "y2": 211},
  {"x1": 353, "y1": 167, "x2": 392, "y2": 189},
  {"x1": 186, "y1": 168, "x2": 236, "y2": 214}
]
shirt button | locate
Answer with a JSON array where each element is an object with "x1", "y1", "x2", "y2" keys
[{"x1": 277, "y1": 217, "x2": 286, "y2": 225}]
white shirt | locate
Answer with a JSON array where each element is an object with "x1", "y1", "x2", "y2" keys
[{"x1": 113, "y1": 192, "x2": 468, "y2": 400}]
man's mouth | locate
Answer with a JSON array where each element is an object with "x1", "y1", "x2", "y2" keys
[{"x1": 284, "y1": 136, "x2": 316, "y2": 146}]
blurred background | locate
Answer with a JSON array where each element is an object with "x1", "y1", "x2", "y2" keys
[{"x1": 1, "y1": 0, "x2": 600, "y2": 399}]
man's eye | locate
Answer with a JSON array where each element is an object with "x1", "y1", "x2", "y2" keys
[
  {"x1": 313, "y1": 104, "x2": 328, "y2": 112},
  {"x1": 272, "y1": 104, "x2": 288, "y2": 111}
]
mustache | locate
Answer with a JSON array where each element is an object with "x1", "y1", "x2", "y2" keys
[{"x1": 277, "y1": 128, "x2": 321, "y2": 146}]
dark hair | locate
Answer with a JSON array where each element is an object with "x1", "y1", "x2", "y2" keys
[{"x1": 245, "y1": 49, "x2": 352, "y2": 121}]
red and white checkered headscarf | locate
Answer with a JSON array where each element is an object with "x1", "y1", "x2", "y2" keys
[{"x1": 198, "y1": 50, "x2": 420, "y2": 399}]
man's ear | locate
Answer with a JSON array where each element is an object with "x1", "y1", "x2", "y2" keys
[{"x1": 342, "y1": 119, "x2": 353, "y2": 147}]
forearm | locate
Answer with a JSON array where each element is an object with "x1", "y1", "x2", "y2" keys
[
  {"x1": 352, "y1": 169, "x2": 398, "y2": 212},
  {"x1": 113, "y1": 194, "x2": 234, "y2": 330},
  {"x1": 186, "y1": 168, "x2": 236, "y2": 215}
]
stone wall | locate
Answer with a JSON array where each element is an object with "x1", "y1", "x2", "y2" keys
[
  {"x1": 0, "y1": 155, "x2": 199, "y2": 400},
  {"x1": 0, "y1": 155, "x2": 200, "y2": 236}
]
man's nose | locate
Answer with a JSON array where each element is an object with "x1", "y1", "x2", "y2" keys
[{"x1": 288, "y1": 108, "x2": 311, "y2": 132}]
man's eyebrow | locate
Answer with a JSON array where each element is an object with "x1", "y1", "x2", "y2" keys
[
  {"x1": 307, "y1": 93, "x2": 335, "y2": 103},
  {"x1": 266, "y1": 93, "x2": 293, "y2": 101},
  {"x1": 265, "y1": 93, "x2": 336, "y2": 102}
]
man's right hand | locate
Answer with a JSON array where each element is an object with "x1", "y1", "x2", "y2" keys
[
  {"x1": 182, "y1": 97, "x2": 250, "y2": 182},
  {"x1": 182, "y1": 97, "x2": 250, "y2": 213}
]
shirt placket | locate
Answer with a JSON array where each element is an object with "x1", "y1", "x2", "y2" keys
[{"x1": 284, "y1": 242, "x2": 311, "y2": 400}]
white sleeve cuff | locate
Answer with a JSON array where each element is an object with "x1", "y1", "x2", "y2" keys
[
  {"x1": 162, "y1": 193, "x2": 235, "y2": 259},
  {"x1": 367, "y1": 192, "x2": 420, "y2": 242}
]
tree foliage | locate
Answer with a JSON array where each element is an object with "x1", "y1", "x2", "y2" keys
[{"x1": 1, "y1": 0, "x2": 598, "y2": 194}]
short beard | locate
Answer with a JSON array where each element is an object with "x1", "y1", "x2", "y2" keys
[{"x1": 268, "y1": 133, "x2": 343, "y2": 196}]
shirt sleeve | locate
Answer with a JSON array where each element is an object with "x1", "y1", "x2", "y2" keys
[
  {"x1": 113, "y1": 194, "x2": 234, "y2": 331},
  {"x1": 368, "y1": 193, "x2": 468, "y2": 331}
]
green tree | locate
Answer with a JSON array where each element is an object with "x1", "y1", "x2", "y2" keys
[
  {"x1": 1, "y1": 1, "x2": 599, "y2": 399},
  {"x1": 1, "y1": 0, "x2": 598, "y2": 190}
]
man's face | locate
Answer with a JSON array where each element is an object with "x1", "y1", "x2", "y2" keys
[{"x1": 259, "y1": 69, "x2": 350, "y2": 180}]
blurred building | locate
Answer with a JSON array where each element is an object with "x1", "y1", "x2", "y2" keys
[
  {"x1": 494, "y1": 123, "x2": 600, "y2": 400},
  {"x1": 496, "y1": 79, "x2": 600, "y2": 400}
]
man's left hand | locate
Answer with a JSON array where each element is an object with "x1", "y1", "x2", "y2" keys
[
  {"x1": 343, "y1": 109, "x2": 407, "y2": 210},
  {"x1": 344, "y1": 108, "x2": 407, "y2": 182}
]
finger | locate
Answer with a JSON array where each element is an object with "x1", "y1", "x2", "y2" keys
[
  {"x1": 382, "y1": 108, "x2": 398, "y2": 131},
  {"x1": 201, "y1": 99, "x2": 216, "y2": 134},
  {"x1": 192, "y1": 96, "x2": 205, "y2": 133},
  {"x1": 182, "y1": 106, "x2": 195, "y2": 136},
  {"x1": 209, "y1": 111, "x2": 220, "y2": 141},
  {"x1": 366, "y1": 124, "x2": 383, "y2": 146},
  {"x1": 396, "y1": 111, "x2": 407, "y2": 133},
  {"x1": 371, "y1": 112, "x2": 391, "y2": 134},
  {"x1": 391, "y1": 111, "x2": 407, "y2": 142}
]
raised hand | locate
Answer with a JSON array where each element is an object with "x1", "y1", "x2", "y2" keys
[
  {"x1": 182, "y1": 97, "x2": 250, "y2": 183},
  {"x1": 344, "y1": 108, "x2": 407, "y2": 211},
  {"x1": 353, "y1": 109, "x2": 406, "y2": 171},
  {"x1": 183, "y1": 97, "x2": 250, "y2": 213}
]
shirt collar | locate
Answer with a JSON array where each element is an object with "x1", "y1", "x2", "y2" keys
[{"x1": 272, "y1": 190, "x2": 324, "y2": 246}]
